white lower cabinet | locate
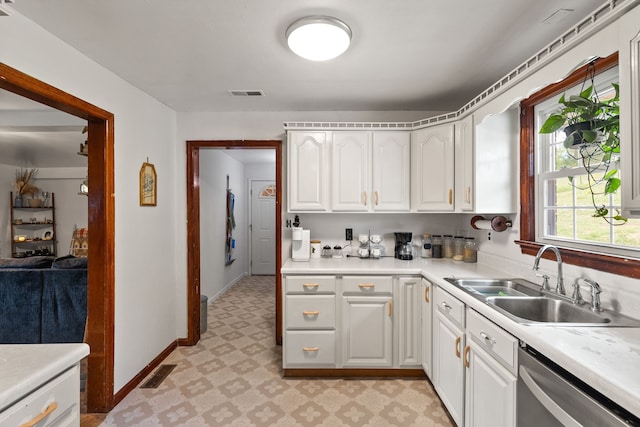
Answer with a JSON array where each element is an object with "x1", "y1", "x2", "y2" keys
[
  {"x1": 421, "y1": 278, "x2": 432, "y2": 379},
  {"x1": 433, "y1": 307, "x2": 465, "y2": 426},
  {"x1": 464, "y1": 341, "x2": 516, "y2": 427},
  {"x1": 397, "y1": 277, "x2": 422, "y2": 367},
  {"x1": 284, "y1": 274, "x2": 426, "y2": 370},
  {"x1": 431, "y1": 286, "x2": 518, "y2": 427},
  {"x1": 0, "y1": 364, "x2": 80, "y2": 427},
  {"x1": 464, "y1": 308, "x2": 517, "y2": 427},
  {"x1": 342, "y1": 295, "x2": 393, "y2": 367},
  {"x1": 283, "y1": 275, "x2": 337, "y2": 368}
]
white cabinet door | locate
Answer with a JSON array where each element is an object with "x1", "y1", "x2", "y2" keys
[
  {"x1": 433, "y1": 310, "x2": 465, "y2": 426},
  {"x1": 421, "y1": 279, "x2": 432, "y2": 379},
  {"x1": 474, "y1": 108, "x2": 518, "y2": 213},
  {"x1": 464, "y1": 341, "x2": 516, "y2": 427},
  {"x1": 332, "y1": 132, "x2": 370, "y2": 211},
  {"x1": 342, "y1": 295, "x2": 393, "y2": 367},
  {"x1": 455, "y1": 115, "x2": 474, "y2": 212},
  {"x1": 620, "y1": 6, "x2": 640, "y2": 216},
  {"x1": 288, "y1": 131, "x2": 329, "y2": 211},
  {"x1": 397, "y1": 277, "x2": 421, "y2": 367},
  {"x1": 411, "y1": 124, "x2": 455, "y2": 211},
  {"x1": 372, "y1": 132, "x2": 411, "y2": 211}
]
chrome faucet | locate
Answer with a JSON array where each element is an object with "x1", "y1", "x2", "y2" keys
[
  {"x1": 581, "y1": 278, "x2": 603, "y2": 312},
  {"x1": 532, "y1": 245, "x2": 565, "y2": 295}
]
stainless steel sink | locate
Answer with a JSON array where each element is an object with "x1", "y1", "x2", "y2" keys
[
  {"x1": 444, "y1": 278, "x2": 543, "y2": 299},
  {"x1": 444, "y1": 277, "x2": 640, "y2": 327},
  {"x1": 486, "y1": 296, "x2": 640, "y2": 326},
  {"x1": 487, "y1": 296, "x2": 607, "y2": 323}
]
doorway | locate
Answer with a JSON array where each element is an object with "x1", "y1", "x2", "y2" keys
[
  {"x1": 186, "y1": 140, "x2": 283, "y2": 345},
  {"x1": 0, "y1": 63, "x2": 115, "y2": 412}
]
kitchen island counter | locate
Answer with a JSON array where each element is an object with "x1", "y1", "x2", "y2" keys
[{"x1": 0, "y1": 343, "x2": 89, "y2": 413}]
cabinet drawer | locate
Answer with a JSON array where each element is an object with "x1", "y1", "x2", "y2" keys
[
  {"x1": 342, "y1": 276, "x2": 392, "y2": 294},
  {"x1": 284, "y1": 330, "x2": 336, "y2": 367},
  {"x1": 467, "y1": 309, "x2": 518, "y2": 373},
  {"x1": 285, "y1": 295, "x2": 335, "y2": 329},
  {"x1": 0, "y1": 364, "x2": 79, "y2": 426},
  {"x1": 434, "y1": 286, "x2": 465, "y2": 328},
  {"x1": 285, "y1": 276, "x2": 336, "y2": 294}
]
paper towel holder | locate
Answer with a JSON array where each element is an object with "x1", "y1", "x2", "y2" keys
[{"x1": 470, "y1": 215, "x2": 512, "y2": 232}]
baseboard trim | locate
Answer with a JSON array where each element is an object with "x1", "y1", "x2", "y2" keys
[
  {"x1": 283, "y1": 368, "x2": 426, "y2": 378},
  {"x1": 113, "y1": 340, "x2": 178, "y2": 405}
]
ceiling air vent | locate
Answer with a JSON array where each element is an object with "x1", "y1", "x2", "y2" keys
[{"x1": 228, "y1": 90, "x2": 265, "y2": 97}]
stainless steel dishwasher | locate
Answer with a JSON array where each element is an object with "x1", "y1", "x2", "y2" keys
[{"x1": 517, "y1": 346, "x2": 640, "y2": 426}]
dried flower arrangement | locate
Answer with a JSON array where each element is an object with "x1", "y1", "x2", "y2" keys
[{"x1": 14, "y1": 168, "x2": 39, "y2": 197}]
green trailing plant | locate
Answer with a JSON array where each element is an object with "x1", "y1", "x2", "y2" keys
[{"x1": 539, "y1": 65, "x2": 624, "y2": 225}]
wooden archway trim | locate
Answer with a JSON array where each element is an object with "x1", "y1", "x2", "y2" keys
[
  {"x1": 0, "y1": 63, "x2": 115, "y2": 412},
  {"x1": 185, "y1": 140, "x2": 283, "y2": 345}
]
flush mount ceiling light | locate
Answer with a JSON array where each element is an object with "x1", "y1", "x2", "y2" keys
[{"x1": 286, "y1": 16, "x2": 352, "y2": 61}]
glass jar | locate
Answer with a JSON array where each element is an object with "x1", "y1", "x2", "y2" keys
[
  {"x1": 453, "y1": 236, "x2": 465, "y2": 260},
  {"x1": 431, "y1": 235, "x2": 443, "y2": 258},
  {"x1": 421, "y1": 233, "x2": 432, "y2": 258},
  {"x1": 463, "y1": 237, "x2": 477, "y2": 263},
  {"x1": 443, "y1": 234, "x2": 454, "y2": 258}
]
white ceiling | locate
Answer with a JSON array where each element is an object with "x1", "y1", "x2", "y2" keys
[{"x1": 2, "y1": 0, "x2": 606, "y2": 166}]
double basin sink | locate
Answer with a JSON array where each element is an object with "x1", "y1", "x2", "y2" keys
[{"x1": 444, "y1": 278, "x2": 640, "y2": 327}]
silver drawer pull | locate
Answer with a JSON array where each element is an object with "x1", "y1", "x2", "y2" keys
[
  {"x1": 303, "y1": 283, "x2": 320, "y2": 288},
  {"x1": 480, "y1": 331, "x2": 496, "y2": 344},
  {"x1": 441, "y1": 302, "x2": 452, "y2": 310},
  {"x1": 302, "y1": 311, "x2": 319, "y2": 316},
  {"x1": 303, "y1": 347, "x2": 319, "y2": 352}
]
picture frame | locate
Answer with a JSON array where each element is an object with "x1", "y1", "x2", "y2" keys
[{"x1": 139, "y1": 162, "x2": 157, "y2": 206}]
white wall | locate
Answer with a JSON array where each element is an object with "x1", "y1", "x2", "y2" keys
[
  {"x1": 2, "y1": 11, "x2": 179, "y2": 391},
  {"x1": 199, "y1": 150, "x2": 247, "y2": 300}
]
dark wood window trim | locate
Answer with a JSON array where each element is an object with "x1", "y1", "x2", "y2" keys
[{"x1": 517, "y1": 52, "x2": 640, "y2": 279}]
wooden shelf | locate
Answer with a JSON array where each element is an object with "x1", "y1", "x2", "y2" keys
[{"x1": 10, "y1": 192, "x2": 57, "y2": 258}]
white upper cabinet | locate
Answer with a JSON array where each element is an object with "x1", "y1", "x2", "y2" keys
[
  {"x1": 332, "y1": 132, "x2": 371, "y2": 211},
  {"x1": 411, "y1": 124, "x2": 455, "y2": 211},
  {"x1": 288, "y1": 131, "x2": 329, "y2": 212},
  {"x1": 331, "y1": 131, "x2": 411, "y2": 212},
  {"x1": 372, "y1": 132, "x2": 411, "y2": 211},
  {"x1": 620, "y1": 6, "x2": 640, "y2": 216},
  {"x1": 473, "y1": 107, "x2": 518, "y2": 213},
  {"x1": 455, "y1": 115, "x2": 474, "y2": 212}
]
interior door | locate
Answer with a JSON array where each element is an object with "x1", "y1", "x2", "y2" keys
[{"x1": 251, "y1": 180, "x2": 276, "y2": 275}]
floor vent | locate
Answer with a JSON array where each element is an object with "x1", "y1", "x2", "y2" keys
[
  {"x1": 228, "y1": 90, "x2": 265, "y2": 97},
  {"x1": 140, "y1": 364, "x2": 177, "y2": 389}
]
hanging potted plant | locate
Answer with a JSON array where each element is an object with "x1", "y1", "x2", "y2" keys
[{"x1": 539, "y1": 69, "x2": 624, "y2": 224}]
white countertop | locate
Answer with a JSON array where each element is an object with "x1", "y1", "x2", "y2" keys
[
  {"x1": 283, "y1": 257, "x2": 640, "y2": 419},
  {"x1": 0, "y1": 343, "x2": 90, "y2": 412}
]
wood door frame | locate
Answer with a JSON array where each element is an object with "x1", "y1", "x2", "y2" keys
[
  {"x1": 0, "y1": 63, "x2": 115, "y2": 412},
  {"x1": 185, "y1": 140, "x2": 283, "y2": 345}
]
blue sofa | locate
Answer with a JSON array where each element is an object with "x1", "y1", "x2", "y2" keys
[{"x1": 0, "y1": 256, "x2": 88, "y2": 344}]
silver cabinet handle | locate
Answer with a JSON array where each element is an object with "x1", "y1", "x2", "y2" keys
[
  {"x1": 480, "y1": 331, "x2": 496, "y2": 344},
  {"x1": 441, "y1": 302, "x2": 452, "y2": 310}
]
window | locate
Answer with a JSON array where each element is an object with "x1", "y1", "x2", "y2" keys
[{"x1": 518, "y1": 52, "x2": 640, "y2": 278}]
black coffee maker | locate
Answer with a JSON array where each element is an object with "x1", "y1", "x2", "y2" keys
[{"x1": 394, "y1": 232, "x2": 413, "y2": 260}]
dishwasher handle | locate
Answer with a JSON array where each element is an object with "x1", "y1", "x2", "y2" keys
[{"x1": 520, "y1": 365, "x2": 582, "y2": 427}]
